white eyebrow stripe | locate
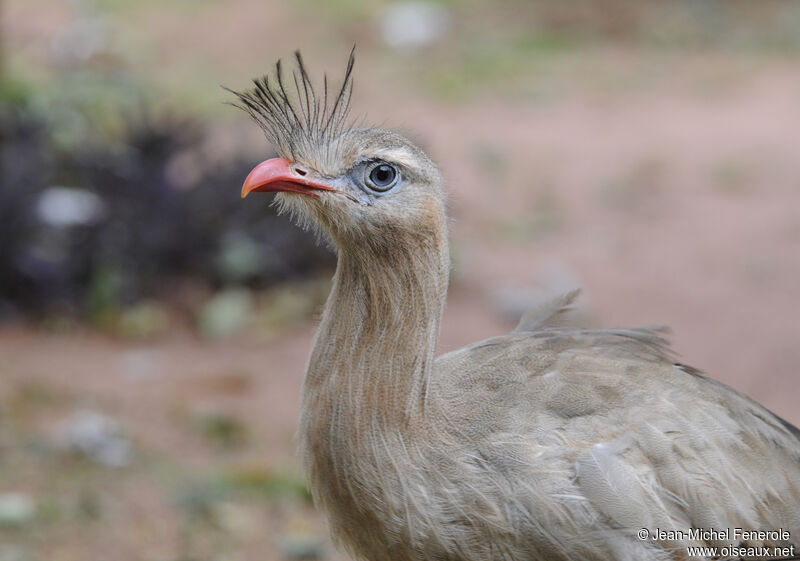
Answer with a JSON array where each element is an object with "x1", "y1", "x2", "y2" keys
[{"x1": 368, "y1": 146, "x2": 417, "y2": 167}]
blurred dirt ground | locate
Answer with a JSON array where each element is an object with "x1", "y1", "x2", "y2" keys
[{"x1": 1, "y1": 1, "x2": 799, "y2": 560}]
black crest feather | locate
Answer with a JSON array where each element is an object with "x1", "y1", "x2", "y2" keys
[{"x1": 227, "y1": 48, "x2": 356, "y2": 167}]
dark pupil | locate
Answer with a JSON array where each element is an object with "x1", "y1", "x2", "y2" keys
[{"x1": 370, "y1": 164, "x2": 395, "y2": 188}]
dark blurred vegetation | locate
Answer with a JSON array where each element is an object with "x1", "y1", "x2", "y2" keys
[
  {"x1": 3, "y1": 0, "x2": 800, "y2": 326},
  {"x1": 0, "y1": 81, "x2": 333, "y2": 324}
]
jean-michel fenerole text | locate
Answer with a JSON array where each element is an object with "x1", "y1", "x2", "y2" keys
[{"x1": 650, "y1": 528, "x2": 791, "y2": 543}]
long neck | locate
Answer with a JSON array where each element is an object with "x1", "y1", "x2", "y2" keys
[{"x1": 302, "y1": 227, "x2": 449, "y2": 427}]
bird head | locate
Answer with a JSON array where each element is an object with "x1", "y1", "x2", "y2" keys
[{"x1": 229, "y1": 51, "x2": 446, "y2": 253}]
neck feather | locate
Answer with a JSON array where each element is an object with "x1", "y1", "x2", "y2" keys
[
  {"x1": 301, "y1": 225, "x2": 449, "y2": 426},
  {"x1": 296, "y1": 209, "x2": 449, "y2": 553}
]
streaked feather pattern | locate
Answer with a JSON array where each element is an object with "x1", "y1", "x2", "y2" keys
[
  {"x1": 228, "y1": 49, "x2": 355, "y2": 168},
  {"x1": 233, "y1": 52, "x2": 800, "y2": 561}
]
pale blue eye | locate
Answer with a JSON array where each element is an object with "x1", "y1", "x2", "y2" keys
[{"x1": 365, "y1": 162, "x2": 399, "y2": 192}]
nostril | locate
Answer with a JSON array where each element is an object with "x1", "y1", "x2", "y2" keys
[{"x1": 294, "y1": 166, "x2": 308, "y2": 177}]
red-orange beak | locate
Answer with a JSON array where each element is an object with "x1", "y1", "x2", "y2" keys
[{"x1": 241, "y1": 157, "x2": 336, "y2": 199}]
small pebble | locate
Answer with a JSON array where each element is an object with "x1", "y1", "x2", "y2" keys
[
  {"x1": 55, "y1": 409, "x2": 131, "y2": 468},
  {"x1": 379, "y1": 2, "x2": 449, "y2": 51},
  {"x1": 0, "y1": 493, "x2": 36, "y2": 527}
]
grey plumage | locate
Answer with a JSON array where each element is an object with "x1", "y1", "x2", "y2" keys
[
  {"x1": 232, "y1": 53, "x2": 800, "y2": 561},
  {"x1": 514, "y1": 288, "x2": 581, "y2": 332}
]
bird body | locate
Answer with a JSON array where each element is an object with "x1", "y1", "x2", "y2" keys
[{"x1": 232, "y1": 52, "x2": 800, "y2": 561}]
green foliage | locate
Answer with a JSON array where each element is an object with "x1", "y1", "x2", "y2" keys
[
  {"x1": 175, "y1": 466, "x2": 312, "y2": 524},
  {"x1": 193, "y1": 412, "x2": 249, "y2": 449},
  {"x1": 196, "y1": 289, "x2": 254, "y2": 339},
  {"x1": 218, "y1": 465, "x2": 312, "y2": 503}
]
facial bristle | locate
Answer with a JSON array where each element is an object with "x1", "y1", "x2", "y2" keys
[{"x1": 227, "y1": 48, "x2": 356, "y2": 168}]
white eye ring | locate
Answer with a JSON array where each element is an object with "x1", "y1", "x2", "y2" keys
[{"x1": 364, "y1": 161, "x2": 400, "y2": 192}]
